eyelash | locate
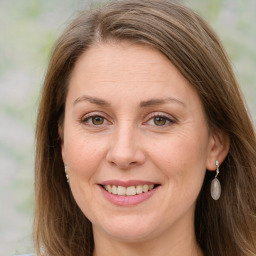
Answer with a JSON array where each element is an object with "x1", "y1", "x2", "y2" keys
[
  {"x1": 80, "y1": 112, "x2": 175, "y2": 127},
  {"x1": 81, "y1": 112, "x2": 110, "y2": 126},
  {"x1": 144, "y1": 112, "x2": 175, "y2": 127}
]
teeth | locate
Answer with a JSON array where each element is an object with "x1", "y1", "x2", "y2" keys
[
  {"x1": 112, "y1": 185, "x2": 117, "y2": 195},
  {"x1": 143, "y1": 184, "x2": 149, "y2": 193},
  {"x1": 103, "y1": 184, "x2": 156, "y2": 196},
  {"x1": 136, "y1": 185, "x2": 143, "y2": 194},
  {"x1": 117, "y1": 186, "x2": 126, "y2": 196},
  {"x1": 126, "y1": 186, "x2": 136, "y2": 196},
  {"x1": 107, "y1": 185, "x2": 112, "y2": 193}
]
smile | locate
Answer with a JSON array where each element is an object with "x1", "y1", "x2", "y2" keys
[
  {"x1": 103, "y1": 184, "x2": 157, "y2": 196},
  {"x1": 99, "y1": 180, "x2": 161, "y2": 206}
]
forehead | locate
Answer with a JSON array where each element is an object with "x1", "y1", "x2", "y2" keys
[{"x1": 67, "y1": 41, "x2": 200, "y2": 108}]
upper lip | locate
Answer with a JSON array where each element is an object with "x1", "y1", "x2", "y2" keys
[{"x1": 99, "y1": 180, "x2": 160, "y2": 187}]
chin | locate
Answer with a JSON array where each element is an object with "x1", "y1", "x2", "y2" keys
[{"x1": 93, "y1": 214, "x2": 160, "y2": 242}]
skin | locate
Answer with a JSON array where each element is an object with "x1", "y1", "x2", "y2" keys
[{"x1": 60, "y1": 41, "x2": 229, "y2": 256}]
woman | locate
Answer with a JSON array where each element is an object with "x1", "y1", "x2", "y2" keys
[{"x1": 34, "y1": 0, "x2": 256, "y2": 255}]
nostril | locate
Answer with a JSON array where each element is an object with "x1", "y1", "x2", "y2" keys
[
  {"x1": 106, "y1": 144, "x2": 146, "y2": 168},
  {"x1": 109, "y1": 160, "x2": 137, "y2": 169}
]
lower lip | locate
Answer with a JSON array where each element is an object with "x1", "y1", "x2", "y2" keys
[{"x1": 99, "y1": 185, "x2": 160, "y2": 206}]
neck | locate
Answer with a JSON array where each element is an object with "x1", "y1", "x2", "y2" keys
[{"x1": 93, "y1": 221, "x2": 203, "y2": 256}]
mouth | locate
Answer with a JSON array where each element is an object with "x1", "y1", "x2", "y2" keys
[
  {"x1": 101, "y1": 184, "x2": 160, "y2": 196},
  {"x1": 98, "y1": 181, "x2": 161, "y2": 206}
]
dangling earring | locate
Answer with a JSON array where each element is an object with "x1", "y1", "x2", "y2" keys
[
  {"x1": 211, "y1": 160, "x2": 221, "y2": 200},
  {"x1": 64, "y1": 164, "x2": 69, "y2": 183}
]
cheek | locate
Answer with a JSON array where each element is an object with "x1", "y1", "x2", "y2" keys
[
  {"x1": 64, "y1": 135, "x2": 108, "y2": 216},
  {"x1": 149, "y1": 133, "x2": 208, "y2": 188},
  {"x1": 64, "y1": 132, "x2": 107, "y2": 180}
]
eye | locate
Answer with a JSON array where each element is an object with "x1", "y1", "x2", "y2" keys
[
  {"x1": 91, "y1": 116, "x2": 105, "y2": 125},
  {"x1": 153, "y1": 116, "x2": 168, "y2": 126},
  {"x1": 81, "y1": 114, "x2": 108, "y2": 126},
  {"x1": 145, "y1": 113, "x2": 175, "y2": 127}
]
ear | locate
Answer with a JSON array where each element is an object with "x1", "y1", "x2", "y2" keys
[
  {"x1": 206, "y1": 129, "x2": 230, "y2": 171},
  {"x1": 58, "y1": 124, "x2": 66, "y2": 164}
]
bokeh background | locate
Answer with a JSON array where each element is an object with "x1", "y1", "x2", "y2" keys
[{"x1": 0, "y1": 0, "x2": 255, "y2": 255}]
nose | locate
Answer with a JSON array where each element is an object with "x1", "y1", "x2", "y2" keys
[{"x1": 106, "y1": 124, "x2": 146, "y2": 169}]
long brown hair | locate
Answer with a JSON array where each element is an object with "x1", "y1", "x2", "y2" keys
[{"x1": 34, "y1": 0, "x2": 256, "y2": 255}]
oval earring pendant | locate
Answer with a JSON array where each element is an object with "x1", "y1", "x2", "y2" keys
[{"x1": 211, "y1": 178, "x2": 221, "y2": 200}]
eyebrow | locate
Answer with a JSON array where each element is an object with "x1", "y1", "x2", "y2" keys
[
  {"x1": 73, "y1": 95, "x2": 185, "y2": 108},
  {"x1": 73, "y1": 95, "x2": 111, "y2": 107},
  {"x1": 140, "y1": 97, "x2": 185, "y2": 107}
]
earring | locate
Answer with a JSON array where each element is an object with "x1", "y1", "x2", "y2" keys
[
  {"x1": 210, "y1": 160, "x2": 221, "y2": 200},
  {"x1": 64, "y1": 164, "x2": 69, "y2": 183}
]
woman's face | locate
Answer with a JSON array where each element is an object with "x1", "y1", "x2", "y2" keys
[{"x1": 61, "y1": 42, "x2": 217, "y2": 242}]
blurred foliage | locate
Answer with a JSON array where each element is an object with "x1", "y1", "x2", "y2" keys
[
  {"x1": 189, "y1": 0, "x2": 224, "y2": 23},
  {"x1": 0, "y1": 0, "x2": 255, "y2": 255}
]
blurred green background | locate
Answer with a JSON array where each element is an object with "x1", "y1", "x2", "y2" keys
[{"x1": 0, "y1": 0, "x2": 255, "y2": 255}]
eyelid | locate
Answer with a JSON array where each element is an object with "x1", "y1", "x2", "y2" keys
[
  {"x1": 79, "y1": 111, "x2": 176, "y2": 127},
  {"x1": 146, "y1": 112, "x2": 175, "y2": 121},
  {"x1": 82, "y1": 111, "x2": 104, "y2": 119},
  {"x1": 81, "y1": 111, "x2": 111, "y2": 125},
  {"x1": 143, "y1": 112, "x2": 176, "y2": 126}
]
